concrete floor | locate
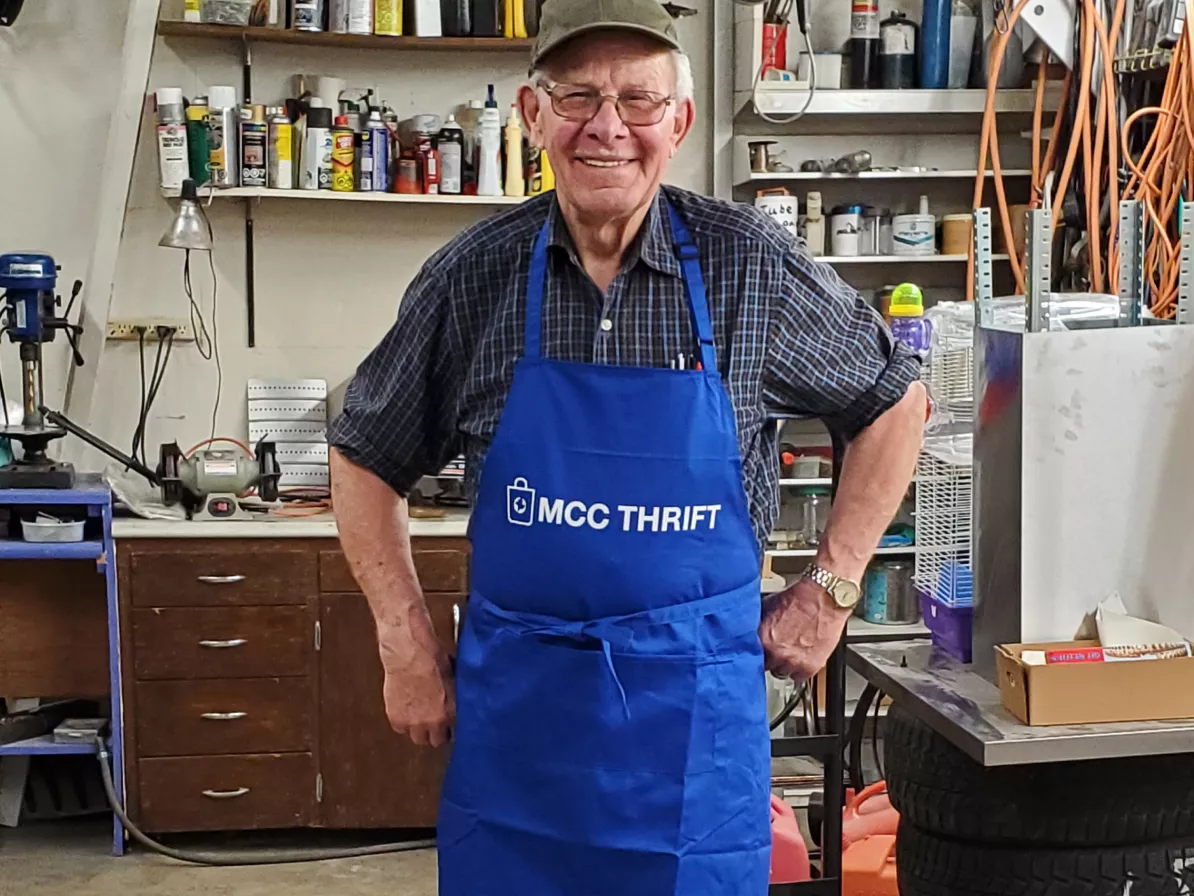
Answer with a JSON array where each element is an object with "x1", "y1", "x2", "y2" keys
[{"x1": 1, "y1": 818, "x2": 439, "y2": 896}]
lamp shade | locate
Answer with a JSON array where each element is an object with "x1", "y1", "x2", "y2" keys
[{"x1": 159, "y1": 179, "x2": 213, "y2": 251}]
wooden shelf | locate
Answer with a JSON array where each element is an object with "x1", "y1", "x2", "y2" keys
[
  {"x1": 203, "y1": 186, "x2": 524, "y2": 205},
  {"x1": 156, "y1": 20, "x2": 534, "y2": 52},
  {"x1": 741, "y1": 169, "x2": 1033, "y2": 184}
]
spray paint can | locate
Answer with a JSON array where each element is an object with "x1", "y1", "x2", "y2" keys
[
  {"x1": 437, "y1": 114, "x2": 463, "y2": 194},
  {"x1": 240, "y1": 104, "x2": 268, "y2": 188},
  {"x1": 267, "y1": 106, "x2": 293, "y2": 190},
  {"x1": 331, "y1": 115, "x2": 355, "y2": 192},
  {"x1": 186, "y1": 97, "x2": 210, "y2": 187},
  {"x1": 361, "y1": 108, "x2": 389, "y2": 191},
  {"x1": 207, "y1": 86, "x2": 239, "y2": 188},
  {"x1": 304, "y1": 103, "x2": 334, "y2": 190},
  {"x1": 330, "y1": 0, "x2": 372, "y2": 33},
  {"x1": 155, "y1": 87, "x2": 189, "y2": 194},
  {"x1": 294, "y1": 0, "x2": 326, "y2": 30}
]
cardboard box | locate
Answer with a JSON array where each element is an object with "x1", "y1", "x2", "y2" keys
[{"x1": 996, "y1": 640, "x2": 1194, "y2": 726}]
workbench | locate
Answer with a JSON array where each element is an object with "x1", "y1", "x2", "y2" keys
[{"x1": 849, "y1": 640, "x2": 1194, "y2": 766}]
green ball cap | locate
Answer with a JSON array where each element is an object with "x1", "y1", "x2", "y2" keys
[
  {"x1": 888, "y1": 282, "x2": 924, "y2": 317},
  {"x1": 531, "y1": 0, "x2": 682, "y2": 73}
]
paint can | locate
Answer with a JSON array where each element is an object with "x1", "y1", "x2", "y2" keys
[
  {"x1": 331, "y1": 115, "x2": 355, "y2": 192},
  {"x1": 240, "y1": 104, "x2": 268, "y2": 188},
  {"x1": 294, "y1": 0, "x2": 325, "y2": 31},
  {"x1": 754, "y1": 188, "x2": 798, "y2": 236},
  {"x1": 155, "y1": 87, "x2": 189, "y2": 194},
  {"x1": 267, "y1": 106, "x2": 292, "y2": 190}
]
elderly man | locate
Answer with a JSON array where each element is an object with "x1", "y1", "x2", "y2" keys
[{"x1": 328, "y1": 0, "x2": 925, "y2": 891}]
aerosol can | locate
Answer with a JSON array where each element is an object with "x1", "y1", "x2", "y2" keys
[
  {"x1": 267, "y1": 106, "x2": 293, "y2": 190},
  {"x1": 240, "y1": 104, "x2": 268, "y2": 188},
  {"x1": 155, "y1": 87, "x2": 189, "y2": 195},
  {"x1": 361, "y1": 106, "x2": 389, "y2": 192},
  {"x1": 207, "y1": 86, "x2": 240, "y2": 188}
]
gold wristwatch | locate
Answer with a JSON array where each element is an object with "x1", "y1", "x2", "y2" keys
[{"x1": 802, "y1": 564, "x2": 862, "y2": 610}]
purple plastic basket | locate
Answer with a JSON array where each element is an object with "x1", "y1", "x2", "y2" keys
[{"x1": 919, "y1": 589, "x2": 973, "y2": 663}]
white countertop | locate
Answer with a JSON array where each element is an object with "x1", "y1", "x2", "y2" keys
[{"x1": 111, "y1": 511, "x2": 470, "y2": 539}]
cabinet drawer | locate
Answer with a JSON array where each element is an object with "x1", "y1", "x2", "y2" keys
[
  {"x1": 319, "y1": 546, "x2": 468, "y2": 593},
  {"x1": 135, "y1": 678, "x2": 312, "y2": 757},
  {"x1": 138, "y1": 753, "x2": 314, "y2": 833},
  {"x1": 133, "y1": 606, "x2": 312, "y2": 680},
  {"x1": 130, "y1": 550, "x2": 316, "y2": 607}
]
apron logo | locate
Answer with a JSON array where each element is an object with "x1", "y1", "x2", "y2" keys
[{"x1": 506, "y1": 477, "x2": 721, "y2": 533}]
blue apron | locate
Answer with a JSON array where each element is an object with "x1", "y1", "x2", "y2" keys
[{"x1": 438, "y1": 198, "x2": 771, "y2": 896}]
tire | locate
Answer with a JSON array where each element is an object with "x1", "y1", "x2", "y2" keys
[
  {"x1": 884, "y1": 702, "x2": 1194, "y2": 847},
  {"x1": 897, "y1": 822, "x2": 1194, "y2": 896}
]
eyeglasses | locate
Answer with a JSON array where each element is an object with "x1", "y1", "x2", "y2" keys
[{"x1": 538, "y1": 81, "x2": 675, "y2": 126}]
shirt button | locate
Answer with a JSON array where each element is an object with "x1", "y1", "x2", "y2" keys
[{"x1": 600, "y1": 318, "x2": 613, "y2": 332}]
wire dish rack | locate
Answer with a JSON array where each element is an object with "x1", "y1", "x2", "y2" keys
[{"x1": 914, "y1": 303, "x2": 974, "y2": 608}]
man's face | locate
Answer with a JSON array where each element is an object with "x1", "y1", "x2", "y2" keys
[{"x1": 518, "y1": 32, "x2": 695, "y2": 223}]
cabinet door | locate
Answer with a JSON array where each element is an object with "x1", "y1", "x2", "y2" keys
[{"x1": 318, "y1": 591, "x2": 464, "y2": 828}]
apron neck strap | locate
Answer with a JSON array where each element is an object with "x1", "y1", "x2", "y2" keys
[
  {"x1": 523, "y1": 195, "x2": 718, "y2": 373},
  {"x1": 665, "y1": 199, "x2": 718, "y2": 373}
]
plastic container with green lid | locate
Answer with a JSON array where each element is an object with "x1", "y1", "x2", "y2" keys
[{"x1": 888, "y1": 282, "x2": 932, "y2": 356}]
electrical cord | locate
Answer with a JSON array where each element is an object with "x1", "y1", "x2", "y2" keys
[
  {"x1": 207, "y1": 250, "x2": 222, "y2": 443},
  {"x1": 871, "y1": 688, "x2": 884, "y2": 782},
  {"x1": 750, "y1": 0, "x2": 818, "y2": 125},
  {"x1": 182, "y1": 248, "x2": 223, "y2": 443},
  {"x1": 95, "y1": 740, "x2": 436, "y2": 866},
  {"x1": 770, "y1": 680, "x2": 808, "y2": 731},
  {"x1": 0, "y1": 325, "x2": 7, "y2": 427},
  {"x1": 130, "y1": 328, "x2": 175, "y2": 470}
]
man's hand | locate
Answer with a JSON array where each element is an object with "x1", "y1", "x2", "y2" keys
[
  {"x1": 379, "y1": 605, "x2": 456, "y2": 748},
  {"x1": 759, "y1": 577, "x2": 853, "y2": 681}
]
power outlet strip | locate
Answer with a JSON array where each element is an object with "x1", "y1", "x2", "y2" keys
[{"x1": 107, "y1": 318, "x2": 194, "y2": 342}]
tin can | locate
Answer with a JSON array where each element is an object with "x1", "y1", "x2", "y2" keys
[
  {"x1": 267, "y1": 107, "x2": 292, "y2": 190},
  {"x1": 362, "y1": 116, "x2": 389, "y2": 192},
  {"x1": 331, "y1": 117, "x2": 355, "y2": 192},
  {"x1": 240, "y1": 105, "x2": 268, "y2": 188}
]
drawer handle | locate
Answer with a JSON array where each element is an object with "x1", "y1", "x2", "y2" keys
[
  {"x1": 200, "y1": 711, "x2": 247, "y2": 721},
  {"x1": 453, "y1": 603, "x2": 461, "y2": 645},
  {"x1": 198, "y1": 638, "x2": 247, "y2": 649},
  {"x1": 202, "y1": 787, "x2": 250, "y2": 799},
  {"x1": 197, "y1": 574, "x2": 246, "y2": 585}
]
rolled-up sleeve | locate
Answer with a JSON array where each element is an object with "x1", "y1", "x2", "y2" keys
[
  {"x1": 763, "y1": 245, "x2": 921, "y2": 440},
  {"x1": 328, "y1": 261, "x2": 462, "y2": 496}
]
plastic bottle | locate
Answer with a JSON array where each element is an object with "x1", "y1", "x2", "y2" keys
[
  {"x1": 155, "y1": 87, "x2": 189, "y2": 194},
  {"x1": 438, "y1": 114, "x2": 464, "y2": 194},
  {"x1": 887, "y1": 282, "x2": 933, "y2": 356},
  {"x1": 849, "y1": 0, "x2": 880, "y2": 88},
  {"x1": 804, "y1": 191, "x2": 825, "y2": 257},
  {"x1": 920, "y1": 0, "x2": 951, "y2": 89},
  {"x1": 477, "y1": 85, "x2": 502, "y2": 197},
  {"x1": 503, "y1": 104, "x2": 525, "y2": 198},
  {"x1": 304, "y1": 102, "x2": 333, "y2": 190},
  {"x1": 462, "y1": 98, "x2": 484, "y2": 194}
]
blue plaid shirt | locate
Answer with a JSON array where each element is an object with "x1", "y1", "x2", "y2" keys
[{"x1": 329, "y1": 185, "x2": 920, "y2": 548}]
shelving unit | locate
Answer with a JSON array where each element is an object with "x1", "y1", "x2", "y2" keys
[
  {"x1": 0, "y1": 476, "x2": 122, "y2": 854},
  {"x1": 201, "y1": 187, "x2": 525, "y2": 205},
  {"x1": 815, "y1": 254, "x2": 1009, "y2": 265},
  {"x1": 742, "y1": 169, "x2": 1033, "y2": 183},
  {"x1": 156, "y1": 20, "x2": 534, "y2": 51},
  {"x1": 736, "y1": 87, "x2": 1058, "y2": 121}
]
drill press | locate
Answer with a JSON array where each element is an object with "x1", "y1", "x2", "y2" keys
[{"x1": 0, "y1": 253, "x2": 83, "y2": 489}]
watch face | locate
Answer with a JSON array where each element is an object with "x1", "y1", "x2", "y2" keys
[{"x1": 832, "y1": 579, "x2": 861, "y2": 609}]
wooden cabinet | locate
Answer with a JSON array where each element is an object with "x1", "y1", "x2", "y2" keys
[{"x1": 117, "y1": 535, "x2": 469, "y2": 835}]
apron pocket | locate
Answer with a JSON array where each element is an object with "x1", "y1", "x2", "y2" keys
[{"x1": 485, "y1": 633, "x2": 726, "y2": 779}]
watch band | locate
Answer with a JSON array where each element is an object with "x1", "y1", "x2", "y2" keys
[
  {"x1": 802, "y1": 564, "x2": 840, "y2": 592},
  {"x1": 802, "y1": 563, "x2": 861, "y2": 608}
]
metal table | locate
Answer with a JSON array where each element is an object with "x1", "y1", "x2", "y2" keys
[{"x1": 849, "y1": 640, "x2": 1194, "y2": 766}]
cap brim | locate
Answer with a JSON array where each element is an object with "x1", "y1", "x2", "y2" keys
[{"x1": 531, "y1": 22, "x2": 682, "y2": 72}]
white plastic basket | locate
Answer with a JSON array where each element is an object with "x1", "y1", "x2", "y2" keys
[{"x1": 914, "y1": 436, "x2": 973, "y2": 607}]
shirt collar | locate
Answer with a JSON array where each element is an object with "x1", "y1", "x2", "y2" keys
[{"x1": 546, "y1": 190, "x2": 683, "y2": 279}]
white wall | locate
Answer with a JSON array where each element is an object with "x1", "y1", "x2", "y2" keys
[{"x1": 0, "y1": 0, "x2": 714, "y2": 468}]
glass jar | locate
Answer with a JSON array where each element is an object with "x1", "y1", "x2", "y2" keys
[{"x1": 796, "y1": 486, "x2": 831, "y2": 547}]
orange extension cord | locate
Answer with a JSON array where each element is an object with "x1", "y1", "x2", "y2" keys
[
  {"x1": 970, "y1": 0, "x2": 1132, "y2": 301},
  {"x1": 1112, "y1": 0, "x2": 1194, "y2": 317}
]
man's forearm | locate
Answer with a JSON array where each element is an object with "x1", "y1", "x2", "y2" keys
[
  {"x1": 818, "y1": 382, "x2": 926, "y2": 583},
  {"x1": 329, "y1": 448, "x2": 436, "y2": 655}
]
